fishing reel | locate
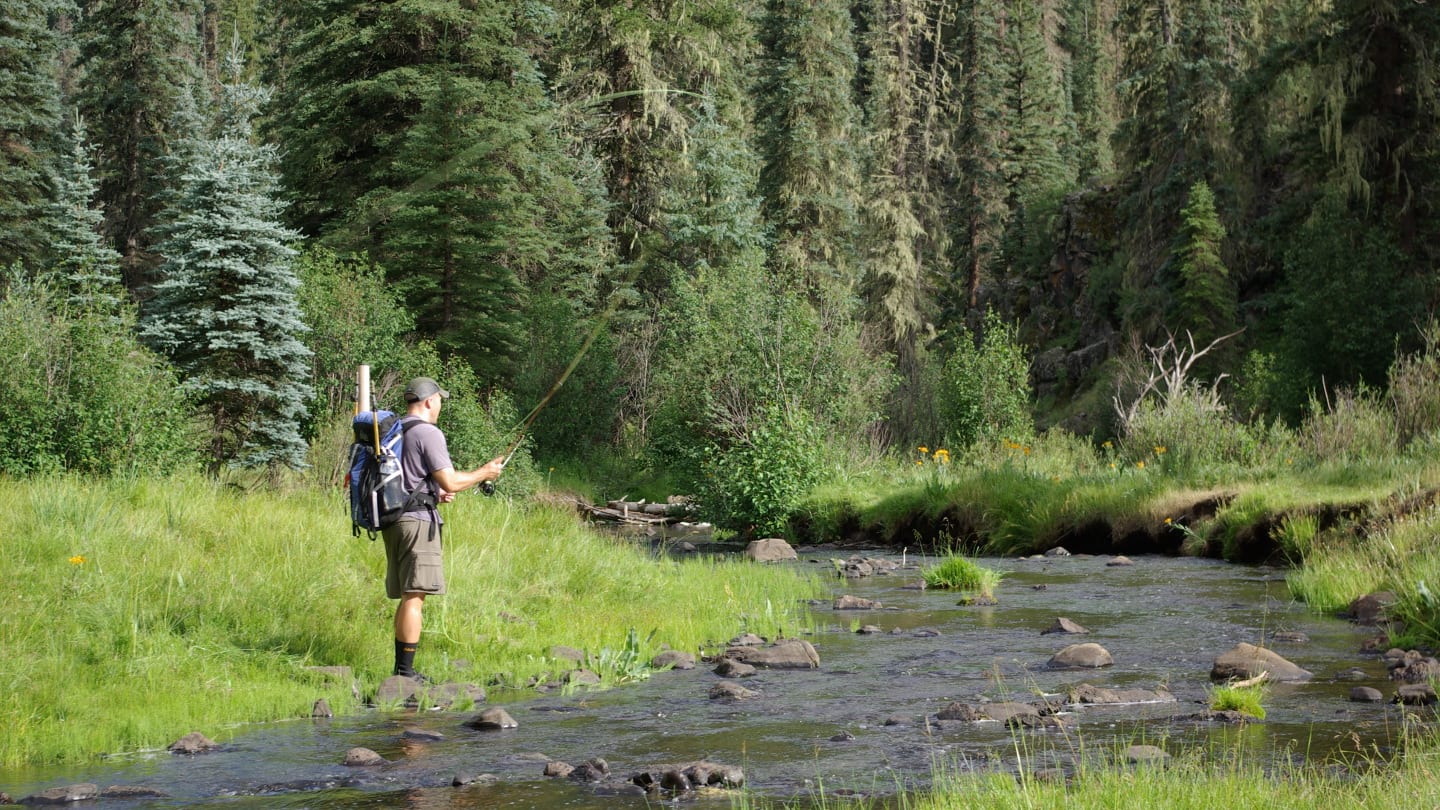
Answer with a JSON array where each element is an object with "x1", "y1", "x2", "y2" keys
[{"x1": 479, "y1": 480, "x2": 496, "y2": 496}]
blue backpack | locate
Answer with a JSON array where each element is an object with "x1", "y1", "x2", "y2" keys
[{"x1": 347, "y1": 410, "x2": 437, "y2": 538}]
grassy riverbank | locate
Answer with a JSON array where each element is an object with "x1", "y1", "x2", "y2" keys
[
  {"x1": 792, "y1": 433, "x2": 1440, "y2": 648},
  {"x1": 1, "y1": 475, "x2": 821, "y2": 767}
]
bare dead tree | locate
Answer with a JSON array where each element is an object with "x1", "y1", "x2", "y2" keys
[{"x1": 1112, "y1": 328, "x2": 1243, "y2": 428}]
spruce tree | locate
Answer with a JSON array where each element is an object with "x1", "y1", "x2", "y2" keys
[
  {"x1": 756, "y1": 0, "x2": 865, "y2": 294},
  {"x1": 43, "y1": 113, "x2": 125, "y2": 312},
  {"x1": 951, "y1": 0, "x2": 1008, "y2": 313},
  {"x1": 0, "y1": 0, "x2": 65, "y2": 269},
  {"x1": 77, "y1": 0, "x2": 202, "y2": 292},
  {"x1": 1060, "y1": 0, "x2": 1114, "y2": 182},
  {"x1": 1172, "y1": 180, "x2": 1237, "y2": 350},
  {"x1": 142, "y1": 55, "x2": 312, "y2": 470}
]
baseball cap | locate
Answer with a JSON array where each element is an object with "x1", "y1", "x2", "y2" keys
[{"x1": 404, "y1": 377, "x2": 450, "y2": 402}]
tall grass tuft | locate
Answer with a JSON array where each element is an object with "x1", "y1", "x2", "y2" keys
[
  {"x1": 1208, "y1": 683, "x2": 1266, "y2": 719},
  {"x1": 2, "y1": 474, "x2": 821, "y2": 767},
  {"x1": 922, "y1": 554, "x2": 1002, "y2": 597}
]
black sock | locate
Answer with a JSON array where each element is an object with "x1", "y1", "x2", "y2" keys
[{"x1": 394, "y1": 639, "x2": 418, "y2": 676}]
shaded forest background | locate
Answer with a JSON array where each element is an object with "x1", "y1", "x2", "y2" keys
[{"x1": 3, "y1": 0, "x2": 1438, "y2": 496}]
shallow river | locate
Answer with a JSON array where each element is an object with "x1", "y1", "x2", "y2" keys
[{"x1": 1, "y1": 552, "x2": 1413, "y2": 808}]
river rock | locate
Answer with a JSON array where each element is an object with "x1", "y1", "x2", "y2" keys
[
  {"x1": 1184, "y1": 709, "x2": 1253, "y2": 723},
  {"x1": 465, "y1": 707, "x2": 518, "y2": 730},
  {"x1": 1048, "y1": 643, "x2": 1113, "y2": 669},
  {"x1": 20, "y1": 784, "x2": 98, "y2": 804},
  {"x1": 375, "y1": 675, "x2": 423, "y2": 704},
  {"x1": 1389, "y1": 653, "x2": 1440, "y2": 683},
  {"x1": 935, "y1": 701, "x2": 1039, "y2": 723},
  {"x1": 1067, "y1": 683, "x2": 1174, "y2": 705},
  {"x1": 343, "y1": 747, "x2": 386, "y2": 766},
  {"x1": 714, "y1": 659, "x2": 757, "y2": 678},
  {"x1": 744, "y1": 538, "x2": 797, "y2": 562},
  {"x1": 1125, "y1": 745, "x2": 1170, "y2": 764},
  {"x1": 730, "y1": 633, "x2": 766, "y2": 646},
  {"x1": 1350, "y1": 687, "x2": 1385, "y2": 703},
  {"x1": 566, "y1": 669, "x2": 602, "y2": 686},
  {"x1": 834, "y1": 595, "x2": 881, "y2": 610},
  {"x1": 723, "y1": 639, "x2": 820, "y2": 669},
  {"x1": 1210, "y1": 642, "x2": 1312, "y2": 682},
  {"x1": 452, "y1": 772, "x2": 498, "y2": 786},
  {"x1": 857, "y1": 624, "x2": 883, "y2": 634},
  {"x1": 630, "y1": 761, "x2": 745, "y2": 792},
  {"x1": 544, "y1": 761, "x2": 575, "y2": 778},
  {"x1": 100, "y1": 786, "x2": 169, "y2": 799},
  {"x1": 1395, "y1": 683, "x2": 1437, "y2": 705},
  {"x1": 1043, "y1": 546, "x2": 1072, "y2": 557},
  {"x1": 428, "y1": 682, "x2": 487, "y2": 708},
  {"x1": 550, "y1": 645, "x2": 585, "y2": 662},
  {"x1": 1271, "y1": 631, "x2": 1309, "y2": 643},
  {"x1": 1348, "y1": 592, "x2": 1397, "y2": 624},
  {"x1": 1335, "y1": 667, "x2": 1369, "y2": 681},
  {"x1": 311, "y1": 699, "x2": 333, "y2": 718},
  {"x1": 651, "y1": 650, "x2": 696, "y2": 670},
  {"x1": 1041, "y1": 617, "x2": 1090, "y2": 635},
  {"x1": 168, "y1": 732, "x2": 218, "y2": 755},
  {"x1": 709, "y1": 681, "x2": 759, "y2": 700},
  {"x1": 402, "y1": 728, "x2": 445, "y2": 742},
  {"x1": 568, "y1": 758, "x2": 610, "y2": 782},
  {"x1": 1106, "y1": 555, "x2": 1134, "y2": 566}
]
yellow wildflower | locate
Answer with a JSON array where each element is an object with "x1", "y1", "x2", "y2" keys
[
  {"x1": 1109, "y1": 463, "x2": 1116, "y2": 469},
  {"x1": 1164, "y1": 517, "x2": 1173, "y2": 525},
  {"x1": 918, "y1": 446, "x2": 929, "y2": 454},
  {"x1": 1102, "y1": 440, "x2": 1112, "y2": 449},
  {"x1": 69, "y1": 555, "x2": 86, "y2": 565},
  {"x1": 1136, "y1": 461, "x2": 1146, "y2": 469},
  {"x1": 1023, "y1": 446, "x2": 1031, "y2": 455},
  {"x1": 1155, "y1": 446, "x2": 1167, "y2": 455}
]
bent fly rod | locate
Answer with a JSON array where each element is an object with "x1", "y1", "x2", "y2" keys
[{"x1": 480, "y1": 298, "x2": 616, "y2": 495}]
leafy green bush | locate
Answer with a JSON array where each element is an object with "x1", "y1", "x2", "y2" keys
[
  {"x1": 922, "y1": 554, "x2": 1002, "y2": 596},
  {"x1": 0, "y1": 271, "x2": 198, "y2": 476},
  {"x1": 698, "y1": 403, "x2": 826, "y2": 536},
  {"x1": 940, "y1": 309, "x2": 1033, "y2": 449}
]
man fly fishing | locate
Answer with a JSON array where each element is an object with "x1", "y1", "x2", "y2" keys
[{"x1": 383, "y1": 376, "x2": 505, "y2": 682}]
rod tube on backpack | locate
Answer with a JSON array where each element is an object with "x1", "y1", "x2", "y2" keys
[{"x1": 357, "y1": 365, "x2": 371, "y2": 415}]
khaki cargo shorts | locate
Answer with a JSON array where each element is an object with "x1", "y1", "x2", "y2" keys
[{"x1": 382, "y1": 518, "x2": 445, "y2": 598}]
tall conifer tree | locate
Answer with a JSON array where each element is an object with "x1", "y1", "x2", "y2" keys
[
  {"x1": 756, "y1": 0, "x2": 865, "y2": 294},
  {"x1": 0, "y1": 0, "x2": 66, "y2": 269},
  {"x1": 77, "y1": 0, "x2": 202, "y2": 292},
  {"x1": 952, "y1": 0, "x2": 1008, "y2": 312},
  {"x1": 44, "y1": 113, "x2": 125, "y2": 312},
  {"x1": 142, "y1": 55, "x2": 312, "y2": 470}
]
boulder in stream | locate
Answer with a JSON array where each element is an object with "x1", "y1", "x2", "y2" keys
[
  {"x1": 723, "y1": 639, "x2": 820, "y2": 669},
  {"x1": 631, "y1": 761, "x2": 745, "y2": 793},
  {"x1": 1066, "y1": 683, "x2": 1174, "y2": 705},
  {"x1": 1347, "y1": 591, "x2": 1397, "y2": 625},
  {"x1": 343, "y1": 747, "x2": 386, "y2": 766},
  {"x1": 709, "y1": 681, "x2": 759, "y2": 700},
  {"x1": 744, "y1": 538, "x2": 797, "y2": 562},
  {"x1": 1047, "y1": 643, "x2": 1113, "y2": 669},
  {"x1": 833, "y1": 595, "x2": 881, "y2": 610},
  {"x1": 1210, "y1": 642, "x2": 1312, "y2": 682},
  {"x1": 651, "y1": 650, "x2": 696, "y2": 670},
  {"x1": 465, "y1": 707, "x2": 518, "y2": 730},
  {"x1": 1395, "y1": 683, "x2": 1437, "y2": 705},
  {"x1": 168, "y1": 732, "x2": 219, "y2": 755},
  {"x1": 1040, "y1": 617, "x2": 1090, "y2": 635}
]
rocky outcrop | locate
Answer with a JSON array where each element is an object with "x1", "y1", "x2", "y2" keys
[
  {"x1": 630, "y1": 761, "x2": 745, "y2": 793},
  {"x1": 1210, "y1": 643, "x2": 1312, "y2": 682}
]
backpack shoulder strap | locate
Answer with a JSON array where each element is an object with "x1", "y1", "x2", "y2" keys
[{"x1": 396, "y1": 416, "x2": 440, "y2": 510}]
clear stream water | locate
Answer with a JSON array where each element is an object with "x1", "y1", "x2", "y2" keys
[{"x1": 2, "y1": 552, "x2": 1417, "y2": 808}]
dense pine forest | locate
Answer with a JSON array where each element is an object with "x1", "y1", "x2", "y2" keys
[{"x1": 3, "y1": 0, "x2": 1438, "y2": 499}]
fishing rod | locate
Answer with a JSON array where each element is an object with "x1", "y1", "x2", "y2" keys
[{"x1": 479, "y1": 293, "x2": 618, "y2": 495}]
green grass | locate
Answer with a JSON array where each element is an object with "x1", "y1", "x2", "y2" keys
[
  {"x1": 734, "y1": 729, "x2": 1440, "y2": 810},
  {"x1": 921, "y1": 554, "x2": 1002, "y2": 596},
  {"x1": 1, "y1": 474, "x2": 822, "y2": 767},
  {"x1": 1207, "y1": 684, "x2": 1266, "y2": 719}
]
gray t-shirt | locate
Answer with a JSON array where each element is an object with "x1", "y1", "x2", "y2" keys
[{"x1": 398, "y1": 417, "x2": 453, "y2": 523}]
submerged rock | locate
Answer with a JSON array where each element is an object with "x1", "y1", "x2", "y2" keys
[
  {"x1": 100, "y1": 786, "x2": 170, "y2": 799},
  {"x1": 568, "y1": 758, "x2": 611, "y2": 782},
  {"x1": 168, "y1": 732, "x2": 219, "y2": 755},
  {"x1": 343, "y1": 747, "x2": 386, "y2": 766},
  {"x1": 1210, "y1": 643, "x2": 1312, "y2": 682},
  {"x1": 833, "y1": 594, "x2": 881, "y2": 610},
  {"x1": 935, "y1": 701, "x2": 1039, "y2": 723},
  {"x1": 21, "y1": 784, "x2": 99, "y2": 804},
  {"x1": 630, "y1": 761, "x2": 745, "y2": 793},
  {"x1": 465, "y1": 707, "x2": 518, "y2": 730},
  {"x1": 1066, "y1": 683, "x2": 1174, "y2": 705},
  {"x1": 1350, "y1": 687, "x2": 1385, "y2": 703},
  {"x1": 709, "y1": 681, "x2": 759, "y2": 700}
]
